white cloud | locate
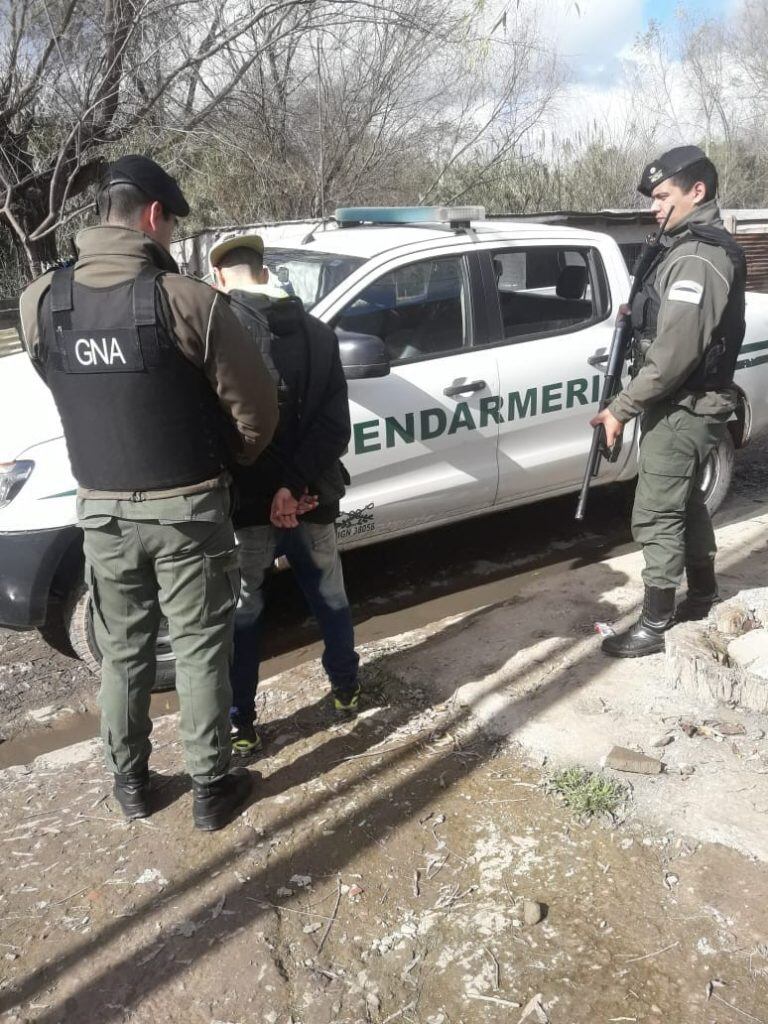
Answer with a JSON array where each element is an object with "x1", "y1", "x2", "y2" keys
[
  {"x1": 481, "y1": 0, "x2": 748, "y2": 161},
  {"x1": 537, "y1": 0, "x2": 645, "y2": 85},
  {"x1": 546, "y1": 81, "x2": 636, "y2": 139},
  {"x1": 538, "y1": 0, "x2": 744, "y2": 150}
]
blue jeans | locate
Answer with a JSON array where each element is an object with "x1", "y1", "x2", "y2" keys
[{"x1": 230, "y1": 522, "x2": 359, "y2": 725}]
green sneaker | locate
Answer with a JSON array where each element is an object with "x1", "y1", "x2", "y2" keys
[
  {"x1": 231, "y1": 721, "x2": 263, "y2": 757},
  {"x1": 332, "y1": 684, "x2": 361, "y2": 716}
]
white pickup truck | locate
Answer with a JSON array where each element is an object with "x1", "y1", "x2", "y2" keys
[{"x1": 3, "y1": 205, "x2": 768, "y2": 685}]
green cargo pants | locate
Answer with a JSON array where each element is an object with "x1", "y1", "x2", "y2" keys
[
  {"x1": 78, "y1": 488, "x2": 239, "y2": 784},
  {"x1": 632, "y1": 404, "x2": 729, "y2": 590}
]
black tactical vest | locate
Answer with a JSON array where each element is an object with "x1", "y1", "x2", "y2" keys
[
  {"x1": 630, "y1": 224, "x2": 747, "y2": 392},
  {"x1": 39, "y1": 265, "x2": 231, "y2": 491}
]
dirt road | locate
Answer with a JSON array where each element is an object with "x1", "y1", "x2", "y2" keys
[
  {"x1": 1, "y1": 654, "x2": 766, "y2": 1024},
  {"x1": 1, "y1": 440, "x2": 767, "y2": 1022}
]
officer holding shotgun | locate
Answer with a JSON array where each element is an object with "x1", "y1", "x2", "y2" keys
[{"x1": 589, "y1": 146, "x2": 746, "y2": 658}]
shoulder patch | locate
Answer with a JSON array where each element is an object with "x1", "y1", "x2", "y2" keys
[{"x1": 667, "y1": 279, "x2": 703, "y2": 305}]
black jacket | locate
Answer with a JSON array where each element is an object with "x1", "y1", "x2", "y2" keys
[{"x1": 229, "y1": 289, "x2": 351, "y2": 527}]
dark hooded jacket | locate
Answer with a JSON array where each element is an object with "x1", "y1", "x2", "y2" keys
[{"x1": 228, "y1": 288, "x2": 351, "y2": 527}]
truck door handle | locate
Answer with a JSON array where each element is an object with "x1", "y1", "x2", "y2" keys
[
  {"x1": 443, "y1": 379, "x2": 486, "y2": 397},
  {"x1": 587, "y1": 352, "x2": 609, "y2": 368}
]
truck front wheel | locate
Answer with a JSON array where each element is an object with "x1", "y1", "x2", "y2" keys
[{"x1": 63, "y1": 583, "x2": 177, "y2": 692}]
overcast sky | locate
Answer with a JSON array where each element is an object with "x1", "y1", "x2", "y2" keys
[
  {"x1": 545, "y1": 0, "x2": 731, "y2": 86},
  {"x1": 536, "y1": 0, "x2": 738, "y2": 142}
]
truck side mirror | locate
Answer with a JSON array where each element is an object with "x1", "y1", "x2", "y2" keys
[{"x1": 337, "y1": 330, "x2": 391, "y2": 379}]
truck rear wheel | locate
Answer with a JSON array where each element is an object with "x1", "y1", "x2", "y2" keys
[
  {"x1": 700, "y1": 430, "x2": 735, "y2": 516},
  {"x1": 63, "y1": 583, "x2": 177, "y2": 692}
]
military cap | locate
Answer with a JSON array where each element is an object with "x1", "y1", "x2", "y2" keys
[
  {"x1": 208, "y1": 232, "x2": 265, "y2": 269},
  {"x1": 638, "y1": 145, "x2": 708, "y2": 197},
  {"x1": 100, "y1": 155, "x2": 190, "y2": 217}
]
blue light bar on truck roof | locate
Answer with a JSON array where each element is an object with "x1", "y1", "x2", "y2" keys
[{"x1": 335, "y1": 206, "x2": 486, "y2": 227}]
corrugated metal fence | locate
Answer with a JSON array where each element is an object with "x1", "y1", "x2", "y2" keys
[{"x1": 738, "y1": 234, "x2": 768, "y2": 293}]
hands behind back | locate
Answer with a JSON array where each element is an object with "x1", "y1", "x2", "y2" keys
[{"x1": 269, "y1": 487, "x2": 319, "y2": 528}]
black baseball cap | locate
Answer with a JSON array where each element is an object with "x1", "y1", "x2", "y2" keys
[
  {"x1": 638, "y1": 145, "x2": 708, "y2": 197},
  {"x1": 100, "y1": 155, "x2": 190, "y2": 217}
]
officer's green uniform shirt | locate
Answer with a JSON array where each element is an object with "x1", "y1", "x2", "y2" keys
[{"x1": 610, "y1": 200, "x2": 738, "y2": 423}]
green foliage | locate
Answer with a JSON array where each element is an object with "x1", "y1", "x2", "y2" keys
[{"x1": 546, "y1": 767, "x2": 628, "y2": 819}]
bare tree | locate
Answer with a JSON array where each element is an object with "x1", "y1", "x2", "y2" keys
[
  {"x1": 417, "y1": 7, "x2": 562, "y2": 205},
  {"x1": 179, "y1": 0, "x2": 559, "y2": 224},
  {"x1": 625, "y1": 20, "x2": 689, "y2": 148},
  {"x1": 730, "y1": 0, "x2": 768, "y2": 101},
  {"x1": 0, "y1": 0, "x2": 428, "y2": 279},
  {"x1": 625, "y1": 6, "x2": 768, "y2": 206},
  {"x1": 726, "y1": 0, "x2": 768, "y2": 200},
  {"x1": 293, "y1": 10, "x2": 453, "y2": 216}
]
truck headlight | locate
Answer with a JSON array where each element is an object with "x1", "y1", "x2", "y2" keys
[{"x1": 0, "y1": 461, "x2": 34, "y2": 509}]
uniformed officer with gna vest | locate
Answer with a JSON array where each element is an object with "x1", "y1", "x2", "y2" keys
[
  {"x1": 19, "y1": 156, "x2": 278, "y2": 829},
  {"x1": 591, "y1": 146, "x2": 747, "y2": 657}
]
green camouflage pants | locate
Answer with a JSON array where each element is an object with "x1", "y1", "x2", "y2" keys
[
  {"x1": 632, "y1": 405, "x2": 729, "y2": 590},
  {"x1": 78, "y1": 489, "x2": 239, "y2": 783}
]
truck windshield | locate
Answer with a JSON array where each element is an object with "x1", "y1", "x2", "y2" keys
[{"x1": 263, "y1": 249, "x2": 365, "y2": 310}]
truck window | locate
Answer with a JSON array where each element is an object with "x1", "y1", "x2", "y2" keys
[
  {"x1": 333, "y1": 256, "x2": 470, "y2": 363},
  {"x1": 486, "y1": 245, "x2": 607, "y2": 344},
  {"x1": 261, "y1": 249, "x2": 365, "y2": 310}
]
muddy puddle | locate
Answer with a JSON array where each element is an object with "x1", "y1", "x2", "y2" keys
[{"x1": 0, "y1": 640, "x2": 321, "y2": 770}]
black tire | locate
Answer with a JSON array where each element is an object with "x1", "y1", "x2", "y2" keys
[
  {"x1": 700, "y1": 429, "x2": 735, "y2": 516},
  {"x1": 62, "y1": 582, "x2": 177, "y2": 692}
]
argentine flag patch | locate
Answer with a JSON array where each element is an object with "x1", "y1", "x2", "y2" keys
[{"x1": 668, "y1": 280, "x2": 703, "y2": 305}]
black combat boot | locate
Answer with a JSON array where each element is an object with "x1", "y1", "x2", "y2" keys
[
  {"x1": 675, "y1": 562, "x2": 720, "y2": 622},
  {"x1": 113, "y1": 768, "x2": 151, "y2": 820},
  {"x1": 192, "y1": 768, "x2": 253, "y2": 831},
  {"x1": 602, "y1": 586, "x2": 676, "y2": 658}
]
